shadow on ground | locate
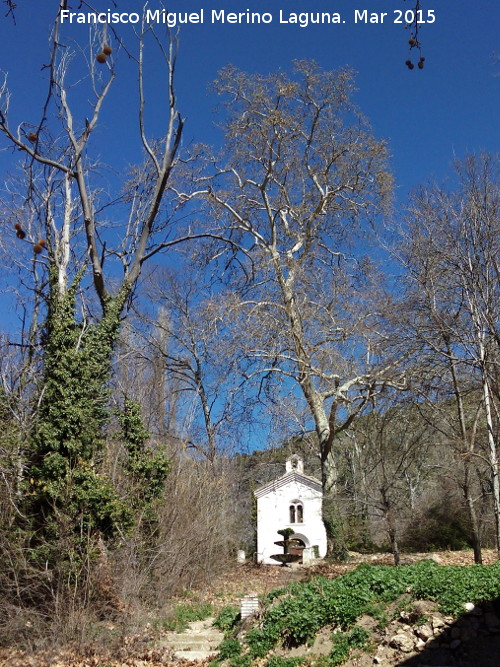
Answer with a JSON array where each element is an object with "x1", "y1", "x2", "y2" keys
[{"x1": 397, "y1": 597, "x2": 500, "y2": 667}]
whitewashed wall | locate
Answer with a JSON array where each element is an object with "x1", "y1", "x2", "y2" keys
[{"x1": 255, "y1": 476, "x2": 327, "y2": 564}]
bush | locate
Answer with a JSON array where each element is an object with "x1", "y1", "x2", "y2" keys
[
  {"x1": 343, "y1": 515, "x2": 377, "y2": 554},
  {"x1": 329, "y1": 627, "x2": 370, "y2": 666},
  {"x1": 228, "y1": 657, "x2": 252, "y2": 667},
  {"x1": 246, "y1": 628, "x2": 278, "y2": 658},
  {"x1": 214, "y1": 605, "x2": 241, "y2": 633},
  {"x1": 218, "y1": 637, "x2": 242, "y2": 660},
  {"x1": 401, "y1": 500, "x2": 471, "y2": 552}
]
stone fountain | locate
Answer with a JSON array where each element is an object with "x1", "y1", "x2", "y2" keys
[{"x1": 270, "y1": 528, "x2": 302, "y2": 566}]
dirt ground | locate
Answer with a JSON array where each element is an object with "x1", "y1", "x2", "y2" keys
[{"x1": 1, "y1": 550, "x2": 498, "y2": 667}]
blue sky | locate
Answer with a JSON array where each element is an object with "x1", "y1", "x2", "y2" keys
[
  {"x1": 0, "y1": 1, "x2": 498, "y2": 448},
  {"x1": 0, "y1": 0, "x2": 498, "y2": 198}
]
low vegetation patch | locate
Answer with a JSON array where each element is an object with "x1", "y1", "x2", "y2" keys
[
  {"x1": 327, "y1": 627, "x2": 371, "y2": 666},
  {"x1": 161, "y1": 600, "x2": 213, "y2": 632},
  {"x1": 214, "y1": 605, "x2": 241, "y2": 633},
  {"x1": 214, "y1": 561, "x2": 500, "y2": 666}
]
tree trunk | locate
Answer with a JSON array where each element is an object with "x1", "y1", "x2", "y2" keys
[
  {"x1": 382, "y1": 491, "x2": 400, "y2": 566},
  {"x1": 481, "y1": 367, "x2": 500, "y2": 557},
  {"x1": 447, "y1": 337, "x2": 483, "y2": 564},
  {"x1": 465, "y1": 485, "x2": 483, "y2": 565},
  {"x1": 388, "y1": 528, "x2": 400, "y2": 566},
  {"x1": 320, "y1": 444, "x2": 348, "y2": 559}
]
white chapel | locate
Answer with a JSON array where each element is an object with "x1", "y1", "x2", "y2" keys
[{"x1": 254, "y1": 454, "x2": 327, "y2": 564}]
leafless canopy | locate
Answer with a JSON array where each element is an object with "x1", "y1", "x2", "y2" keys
[
  {"x1": 175, "y1": 61, "x2": 401, "y2": 485},
  {"x1": 0, "y1": 4, "x2": 187, "y2": 322}
]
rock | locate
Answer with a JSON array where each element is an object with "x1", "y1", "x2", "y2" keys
[
  {"x1": 390, "y1": 632, "x2": 415, "y2": 652},
  {"x1": 450, "y1": 627, "x2": 461, "y2": 639},
  {"x1": 429, "y1": 553, "x2": 443, "y2": 564},
  {"x1": 413, "y1": 601, "x2": 429, "y2": 615},
  {"x1": 459, "y1": 616, "x2": 480, "y2": 631},
  {"x1": 415, "y1": 624, "x2": 434, "y2": 641},
  {"x1": 450, "y1": 639, "x2": 462, "y2": 649},
  {"x1": 431, "y1": 616, "x2": 446, "y2": 631}
]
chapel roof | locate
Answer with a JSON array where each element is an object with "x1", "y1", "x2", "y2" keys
[{"x1": 253, "y1": 468, "x2": 322, "y2": 498}]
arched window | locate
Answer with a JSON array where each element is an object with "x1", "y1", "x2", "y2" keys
[{"x1": 289, "y1": 501, "x2": 304, "y2": 524}]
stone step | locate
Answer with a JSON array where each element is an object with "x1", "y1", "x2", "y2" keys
[
  {"x1": 164, "y1": 636, "x2": 221, "y2": 648},
  {"x1": 173, "y1": 649, "x2": 218, "y2": 660},
  {"x1": 181, "y1": 629, "x2": 222, "y2": 638},
  {"x1": 159, "y1": 617, "x2": 224, "y2": 661},
  {"x1": 159, "y1": 639, "x2": 221, "y2": 661}
]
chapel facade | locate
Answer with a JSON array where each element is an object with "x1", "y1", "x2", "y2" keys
[{"x1": 254, "y1": 454, "x2": 327, "y2": 564}]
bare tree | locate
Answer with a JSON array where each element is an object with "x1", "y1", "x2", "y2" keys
[
  {"x1": 179, "y1": 63, "x2": 401, "y2": 528},
  {"x1": 0, "y1": 10, "x2": 186, "y2": 308},
  {"x1": 345, "y1": 397, "x2": 435, "y2": 564},
  {"x1": 138, "y1": 266, "x2": 255, "y2": 463},
  {"x1": 0, "y1": 2, "x2": 205, "y2": 585},
  {"x1": 401, "y1": 153, "x2": 500, "y2": 557},
  {"x1": 397, "y1": 277, "x2": 487, "y2": 563}
]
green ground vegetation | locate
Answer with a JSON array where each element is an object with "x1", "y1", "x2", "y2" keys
[
  {"x1": 213, "y1": 561, "x2": 500, "y2": 667},
  {"x1": 162, "y1": 601, "x2": 214, "y2": 633}
]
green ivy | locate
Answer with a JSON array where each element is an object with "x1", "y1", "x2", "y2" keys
[
  {"x1": 11, "y1": 255, "x2": 172, "y2": 606},
  {"x1": 323, "y1": 512, "x2": 349, "y2": 562},
  {"x1": 26, "y1": 276, "x2": 128, "y2": 532},
  {"x1": 118, "y1": 398, "x2": 170, "y2": 505},
  {"x1": 22, "y1": 274, "x2": 140, "y2": 583}
]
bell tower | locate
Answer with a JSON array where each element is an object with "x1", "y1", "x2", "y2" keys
[{"x1": 285, "y1": 454, "x2": 304, "y2": 474}]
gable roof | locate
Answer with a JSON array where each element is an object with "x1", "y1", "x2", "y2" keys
[{"x1": 254, "y1": 470, "x2": 322, "y2": 498}]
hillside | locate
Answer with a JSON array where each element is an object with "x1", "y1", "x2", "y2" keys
[{"x1": 2, "y1": 550, "x2": 500, "y2": 667}]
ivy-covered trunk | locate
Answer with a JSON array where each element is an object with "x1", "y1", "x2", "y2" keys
[
  {"x1": 25, "y1": 276, "x2": 133, "y2": 578},
  {"x1": 0, "y1": 10, "x2": 182, "y2": 620}
]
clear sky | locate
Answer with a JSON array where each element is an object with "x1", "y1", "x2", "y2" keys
[
  {"x1": 0, "y1": 1, "x2": 498, "y2": 449},
  {"x1": 0, "y1": 0, "x2": 498, "y2": 199}
]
